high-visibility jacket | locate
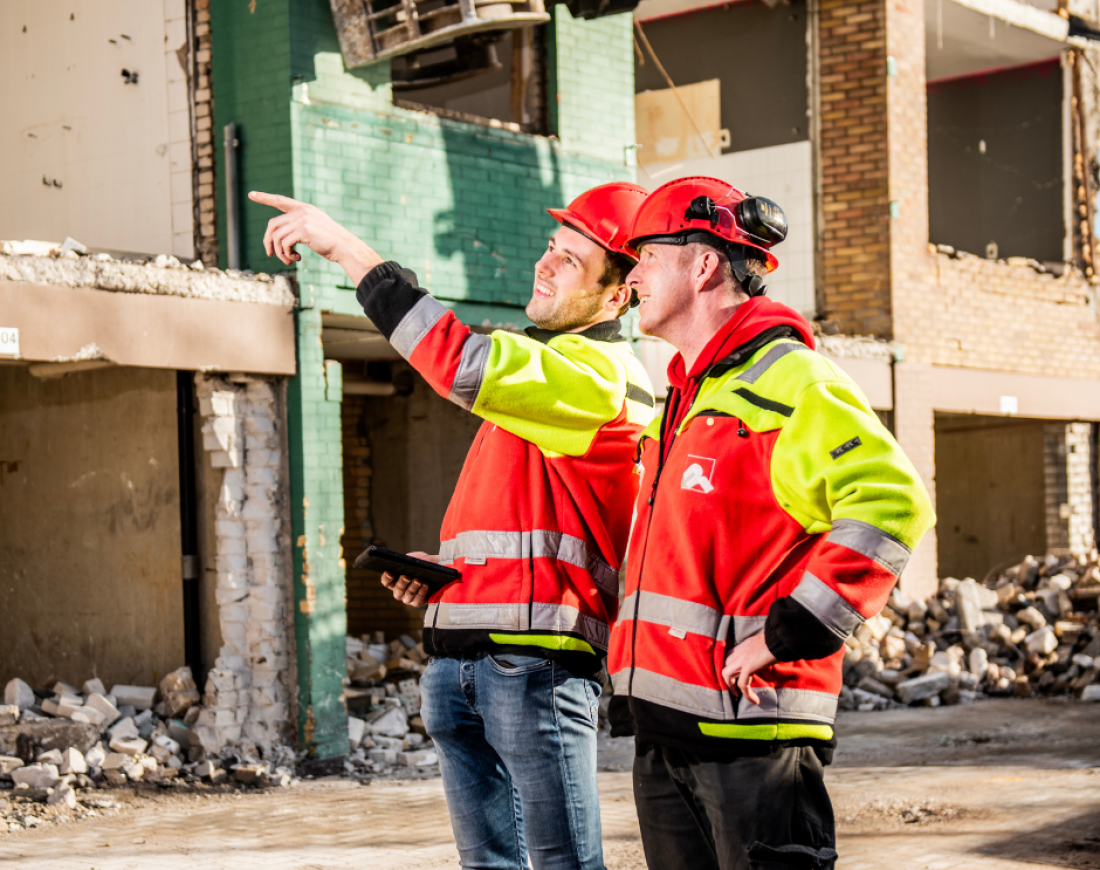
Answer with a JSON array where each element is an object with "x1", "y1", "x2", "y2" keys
[
  {"x1": 358, "y1": 263, "x2": 656, "y2": 674},
  {"x1": 607, "y1": 299, "x2": 935, "y2": 752}
]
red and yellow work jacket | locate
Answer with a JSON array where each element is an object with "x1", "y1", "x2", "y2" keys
[
  {"x1": 607, "y1": 299, "x2": 935, "y2": 752},
  {"x1": 358, "y1": 263, "x2": 655, "y2": 674}
]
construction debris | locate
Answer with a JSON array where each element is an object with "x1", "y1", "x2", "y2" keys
[
  {"x1": 0, "y1": 665, "x2": 298, "y2": 829},
  {"x1": 842, "y1": 552, "x2": 1100, "y2": 711},
  {"x1": 343, "y1": 631, "x2": 439, "y2": 780}
]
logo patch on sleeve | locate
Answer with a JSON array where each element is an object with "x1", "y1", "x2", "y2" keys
[{"x1": 830, "y1": 436, "x2": 862, "y2": 460}]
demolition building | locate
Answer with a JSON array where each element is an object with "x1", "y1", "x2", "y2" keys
[{"x1": 4, "y1": 0, "x2": 1100, "y2": 768}]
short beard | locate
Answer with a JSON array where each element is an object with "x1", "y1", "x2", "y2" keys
[{"x1": 527, "y1": 292, "x2": 606, "y2": 332}]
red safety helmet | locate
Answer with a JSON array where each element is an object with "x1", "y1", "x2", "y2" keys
[
  {"x1": 547, "y1": 182, "x2": 649, "y2": 262},
  {"x1": 626, "y1": 176, "x2": 786, "y2": 274}
]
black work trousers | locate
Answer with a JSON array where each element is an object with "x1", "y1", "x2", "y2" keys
[{"x1": 632, "y1": 741, "x2": 837, "y2": 870}]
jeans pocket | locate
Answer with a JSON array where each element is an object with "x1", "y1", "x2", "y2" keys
[{"x1": 488, "y1": 652, "x2": 552, "y2": 675}]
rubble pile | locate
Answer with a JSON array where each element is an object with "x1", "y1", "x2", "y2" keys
[
  {"x1": 343, "y1": 631, "x2": 439, "y2": 780},
  {"x1": 842, "y1": 552, "x2": 1100, "y2": 711},
  {"x1": 0, "y1": 665, "x2": 295, "y2": 826}
]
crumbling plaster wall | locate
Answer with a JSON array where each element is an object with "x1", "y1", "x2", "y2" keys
[{"x1": 0, "y1": 365, "x2": 184, "y2": 689}]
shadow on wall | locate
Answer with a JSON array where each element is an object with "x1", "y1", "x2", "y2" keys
[{"x1": 434, "y1": 124, "x2": 564, "y2": 306}]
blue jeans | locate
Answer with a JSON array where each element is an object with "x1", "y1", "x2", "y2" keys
[{"x1": 419, "y1": 652, "x2": 605, "y2": 870}]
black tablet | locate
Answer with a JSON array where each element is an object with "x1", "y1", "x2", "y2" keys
[{"x1": 353, "y1": 545, "x2": 461, "y2": 594}]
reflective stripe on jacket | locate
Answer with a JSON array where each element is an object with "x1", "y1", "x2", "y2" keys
[
  {"x1": 607, "y1": 325, "x2": 935, "y2": 751},
  {"x1": 358, "y1": 263, "x2": 655, "y2": 672}
]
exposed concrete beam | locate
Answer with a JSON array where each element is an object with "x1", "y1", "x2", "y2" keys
[
  {"x1": 28, "y1": 360, "x2": 116, "y2": 379},
  {"x1": 0, "y1": 281, "x2": 296, "y2": 375}
]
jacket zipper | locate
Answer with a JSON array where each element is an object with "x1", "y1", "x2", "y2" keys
[{"x1": 628, "y1": 383, "x2": 696, "y2": 699}]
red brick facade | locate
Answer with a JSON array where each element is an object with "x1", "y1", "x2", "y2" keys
[{"x1": 817, "y1": 0, "x2": 892, "y2": 337}]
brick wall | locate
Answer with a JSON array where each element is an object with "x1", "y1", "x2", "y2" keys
[
  {"x1": 816, "y1": 0, "x2": 891, "y2": 337},
  {"x1": 897, "y1": 254, "x2": 1100, "y2": 376},
  {"x1": 1045, "y1": 422, "x2": 1097, "y2": 555},
  {"x1": 192, "y1": 0, "x2": 217, "y2": 266}
]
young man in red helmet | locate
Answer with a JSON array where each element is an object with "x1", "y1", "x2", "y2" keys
[
  {"x1": 252, "y1": 183, "x2": 654, "y2": 870},
  {"x1": 607, "y1": 177, "x2": 935, "y2": 870}
]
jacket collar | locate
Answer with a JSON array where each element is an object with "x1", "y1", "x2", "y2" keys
[{"x1": 525, "y1": 318, "x2": 625, "y2": 345}]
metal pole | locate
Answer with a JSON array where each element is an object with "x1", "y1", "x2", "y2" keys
[{"x1": 224, "y1": 122, "x2": 240, "y2": 270}]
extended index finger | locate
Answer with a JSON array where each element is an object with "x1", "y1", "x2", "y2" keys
[{"x1": 248, "y1": 190, "x2": 300, "y2": 212}]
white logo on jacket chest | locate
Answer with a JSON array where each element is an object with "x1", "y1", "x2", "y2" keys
[{"x1": 681, "y1": 456, "x2": 716, "y2": 493}]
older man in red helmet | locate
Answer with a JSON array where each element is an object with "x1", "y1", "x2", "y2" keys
[
  {"x1": 607, "y1": 177, "x2": 934, "y2": 870},
  {"x1": 252, "y1": 183, "x2": 654, "y2": 870}
]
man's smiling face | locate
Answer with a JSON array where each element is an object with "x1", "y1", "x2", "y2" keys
[{"x1": 527, "y1": 226, "x2": 612, "y2": 332}]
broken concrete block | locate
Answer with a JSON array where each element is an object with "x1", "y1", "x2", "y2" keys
[
  {"x1": 11, "y1": 764, "x2": 60, "y2": 788},
  {"x1": 233, "y1": 763, "x2": 267, "y2": 785},
  {"x1": 366, "y1": 706, "x2": 409, "y2": 738},
  {"x1": 0, "y1": 705, "x2": 20, "y2": 726},
  {"x1": 83, "y1": 678, "x2": 107, "y2": 697},
  {"x1": 55, "y1": 697, "x2": 84, "y2": 718},
  {"x1": 84, "y1": 745, "x2": 107, "y2": 768},
  {"x1": 1081, "y1": 684, "x2": 1100, "y2": 702},
  {"x1": 955, "y1": 579, "x2": 997, "y2": 631},
  {"x1": 1016, "y1": 606, "x2": 1047, "y2": 631},
  {"x1": 16, "y1": 785, "x2": 53, "y2": 802},
  {"x1": 398, "y1": 750, "x2": 438, "y2": 767},
  {"x1": 70, "y1": 706, "x2": 107, "y2": 728},
  {"x1": 103, "y1": 768, "x2": 127, "y2": 786},
  {"x1": 108, "y1": 716, "x2": 139, "y2": 740},
  {"x1": 969, "y1": 647, "x2": 989, "y2": 683},
  {"x1": 260, "y1": 770, "x2": 292, "y2": 788},
  {"x1": 154, "y1": 734, "x2": 181, "y2": 755},
  {"x1": 37, "y1": 749, "x2": 63, "y2": 766},
  {"x1": 121, "y1": 758, "x2": 145, "y2": 781},
  {"x1": 111, "y1": 685, "x2": 156, "y2": 711},
  {"x1": 59, "y1": 748, "x2": 87, "y2": 776},
  {"x1": 134, "y1": 709, "x2": 155, "y2": 738},
  {"x1": 109, "y1": 735, "x2": 148, "y2": 756},
  {"x1": 160, "y1": 667, "x2": 201, "y2": 718},
  {"x1": 896, "y1": 671, "x2": 951, "y2": 704},
  {"x1": 47, "y1": 784, "x2": 77, "y2": 809},
  {"x1": 348, "y1": 716, "x2": 367, "y2": 751},
  {"x1": 0, "y1": 755, "x2": 24, "y2": 775},
  {"x1": 101, "y1": 753, "x2": 128, "y2": 771},
  {"x1": 85, "y1": 695, "x2": 119, "y2": 722},
  {"x1": 167, "y1": 719, "x2": 191, "y2": 746},
  {"x1": 1025, "y1": 626, "x2": 1058, "y2": 656},
  {"x1": 369, "y1": 749, "x2": 397, "y2": 765},
  {"x1": 4, "y1": 679, "x2": 35, "y2": 711}
]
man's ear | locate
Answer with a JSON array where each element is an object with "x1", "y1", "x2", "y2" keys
[
  {"x1": 604, "y1": 282, "x2": 631, "y2": 313},
  {"x1": 696, "y1": 249, "x2": 723, "y2": 289}
]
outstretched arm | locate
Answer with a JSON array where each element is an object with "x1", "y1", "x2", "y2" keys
[{"x1": 249, "y1": 191, "x2": 384, "y2": 285}]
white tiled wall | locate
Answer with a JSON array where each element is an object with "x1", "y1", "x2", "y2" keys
[{"x1": 637, "y1": 140, "x2": 816, "y2": 320}]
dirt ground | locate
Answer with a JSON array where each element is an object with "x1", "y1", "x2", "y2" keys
[{"x1": 1, "y1": 698, "x2": 1098, "y2": 869}]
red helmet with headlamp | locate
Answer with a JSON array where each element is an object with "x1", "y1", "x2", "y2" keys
[
  {"x1": 626, "y1": 176, "x2": 788, "y2": 297},
  {"x1": 547, "y1": 182, "x2": 649, "y2": 261}
]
